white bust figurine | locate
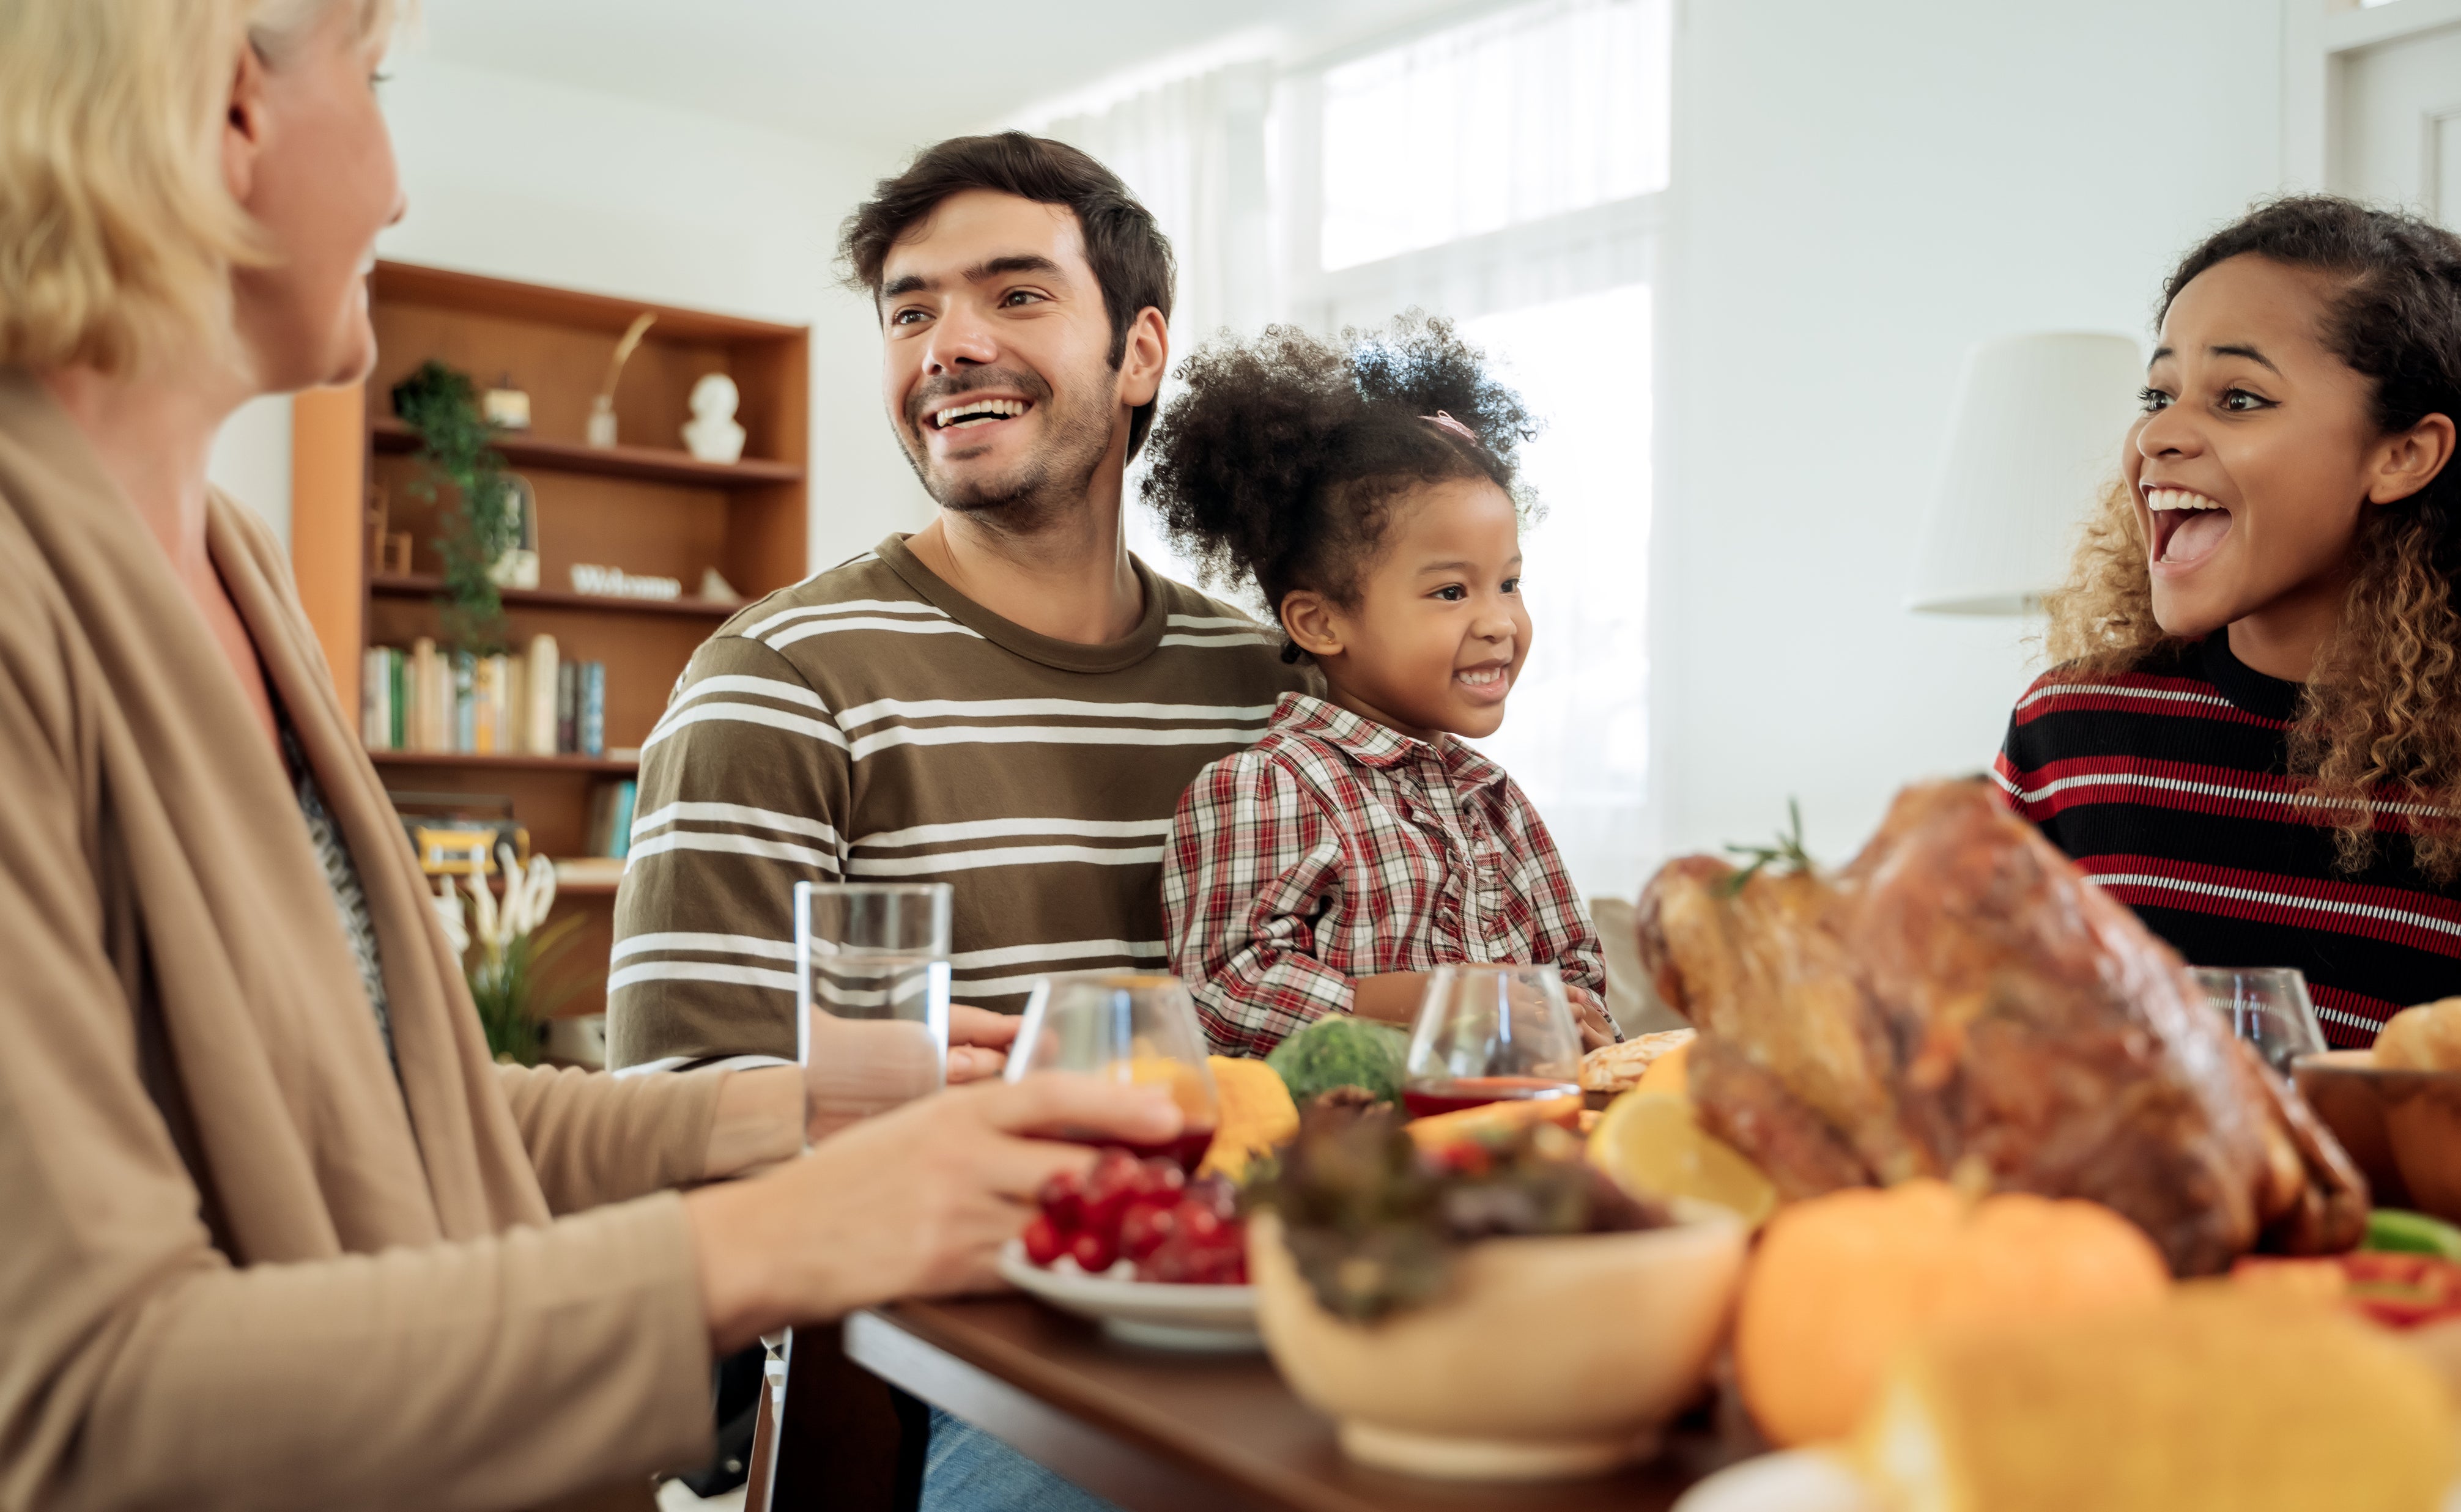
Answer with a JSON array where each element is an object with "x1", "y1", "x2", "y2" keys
[{"x1": 681, "y1": 372, "x2": 747, "y2": 463}]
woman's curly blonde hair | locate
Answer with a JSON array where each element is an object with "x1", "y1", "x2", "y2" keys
[{"x1": 2045, "y1": 196, "x2": 2461, "y2": 880}]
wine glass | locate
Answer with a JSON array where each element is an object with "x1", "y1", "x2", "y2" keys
[
  {"x1": 1005, "y1": 972, "x2": 1221, "y2": 1170},
  {"x1": 1403, "y1": 963, "x2": 1585, "y2": 1117},
  {"x1": 2194, "y1": 965, "x2": 2328, "y2": 1073},
  {"x1": 795, "y1": 880, "x2": 952, "y2": 1141}
]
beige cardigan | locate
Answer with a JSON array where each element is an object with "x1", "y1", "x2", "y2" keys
[{"x1": 0, "y1": 370, "x2": 728, "y2": 1512}]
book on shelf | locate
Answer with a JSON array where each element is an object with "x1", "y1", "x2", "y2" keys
[
  {"x1": 526, "y1": 634, "x2": 559, "y2": 755},
  {"x1": 583, "y1": 778, "x2": 638, "y2": 859},
  {"x1": 579, "y1": 662, "x2": 605, "y2": 759},
  {"x1": 357, "y1": 635, "x2": 604, "y2": 760},
  {"x1": 453, "y1": 653, "x2": 475, "y2": 753},
  {"x1": 553, "y1": 856, "x2": 627, "y2": 888},
  {"x1": 472, "y1": 655, "x2": 498, "y2": 753},
  {"x1": 556, "y1": 662, "x2": 577, "y2": 754}
]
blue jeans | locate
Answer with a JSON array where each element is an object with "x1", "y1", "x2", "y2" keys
[{"x1": 920, "y1": 1407, "x2": 1123, "y2": 1512}]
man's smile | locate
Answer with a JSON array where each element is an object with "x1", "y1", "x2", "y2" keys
[{"x1": 927, "y1": 395, "x2": 1034, "y2": 432}]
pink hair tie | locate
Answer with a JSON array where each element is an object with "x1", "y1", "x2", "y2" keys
[{"x1": 1423, "y1": 410, "x2": 1482, "y2": 448}]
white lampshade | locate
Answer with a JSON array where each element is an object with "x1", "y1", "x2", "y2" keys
[{"x1": 1908, "y1": 332, "x2": 2145, "y2": 616}]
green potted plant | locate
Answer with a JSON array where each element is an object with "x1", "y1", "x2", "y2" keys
[{"x1": 391, "y1": 359, "x2": 518, "y2": 654}]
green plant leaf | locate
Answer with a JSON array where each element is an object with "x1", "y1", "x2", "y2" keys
[{"x1": 391, "y1": 360, "x2": 516, "y2": 655}]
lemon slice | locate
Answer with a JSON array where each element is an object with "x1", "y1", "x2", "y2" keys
[
  {"x1": 1635, "y1": 1040, "x2": 1691, "y2": 1099},
  {"x1": 1588, "y1": 1090, "x2": 1777, "y2": 1226}
]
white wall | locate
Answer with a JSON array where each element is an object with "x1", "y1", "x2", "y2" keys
[
  {"x1": 211, "y1": 51, "x2": 935, "y2": 566},
  {"x1": 208, "y1": 393, "x2": 293, "y2": 540},
  {"x1": 1654, "y1": 0, "x2": 2286, "y2": 865}
]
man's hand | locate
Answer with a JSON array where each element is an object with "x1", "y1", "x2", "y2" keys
[
  {"x1": 684, "y1": 1072, "x2": 1182, "y2": 1353},
  {"x1": 947, "y1": 1005, "x2": 1020, "y2": 1083},
  {"x1": 1567, "y1": 984, "x2": 1617, "y2": 1050}
]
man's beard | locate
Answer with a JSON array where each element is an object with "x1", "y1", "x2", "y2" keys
[{"x1": 899, "y1": 364, "x2": 1116, "y2": 533}]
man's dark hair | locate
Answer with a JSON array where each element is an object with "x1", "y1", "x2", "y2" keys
[{"x1": 840, "y1": 132, "x2": 1177, "y2": 456}]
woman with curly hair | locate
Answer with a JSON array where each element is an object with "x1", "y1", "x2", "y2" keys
[
  {"x1": 1150, "y1": 315, "x2": 1613, "y2": 1057},
  {"x1": 1999, "y1": 196, "x2": 2461, "y2": 1044}
]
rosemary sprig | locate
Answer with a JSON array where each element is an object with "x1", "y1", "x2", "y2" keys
[{"x1": 1723, "y1": 797, "x2": 1812, "y2": 895}]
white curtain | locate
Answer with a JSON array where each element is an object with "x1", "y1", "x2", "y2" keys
[
  {"x1": 1031, "y1": 6, "x2": 1667, "y2": 893},
  {"x1": 1038, "y1": 62, "x2": 1278, "y2": 592},
  {"x1": 1042, "y1": 61, "x2": 1278, "y2": 364},
  {"x1": 1317, "y1": 0, "x2": 1671, "y2": 273}
]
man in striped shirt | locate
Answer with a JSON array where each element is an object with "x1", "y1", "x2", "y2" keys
[{"x1": 609, "y1": 133, "x2": 1310, "y2": 1074}]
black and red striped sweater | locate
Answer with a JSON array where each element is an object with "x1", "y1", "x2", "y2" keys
[{"x1": 1994, "y1": 633, "x2": 2461, "y2": 1047}]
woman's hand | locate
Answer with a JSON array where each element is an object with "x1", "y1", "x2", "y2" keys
[
  {"x1": 684, "y1": 1072, "x2": 1182, "y2": 1353},
  {"x1": 947, "y1": 1005, "x2": 1021, "y2": 1083}
]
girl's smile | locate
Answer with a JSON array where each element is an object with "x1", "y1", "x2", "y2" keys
[{"x1": 1455, "y1": 658, "x2": 1513, "y2": 702}]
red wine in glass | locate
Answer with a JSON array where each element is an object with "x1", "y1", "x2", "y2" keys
[
  {"x1": 1007, "y1": 973, "x2": 1224, "y2": 1171},
  {"x1": 1404, "y1": 965, "x2": 1588, "y2": 1122},
  {"x1": 1402, "y1": 1075, "x2": 1581, "y2": 1119},
  {"x1": 1113, "y1": 1127, "x2": 1219, "y2": 1173}
]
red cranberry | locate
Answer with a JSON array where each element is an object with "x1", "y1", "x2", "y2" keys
[
  {"x1": 1178, "y1": 1201, "x2": 1229, "y2": 1246},
  {"x1": 1082, "y1": 1149, "x2": 1145, "y2": 1235},
  {"x1": 1120, "y1": 1197, "x2": 1181, "y2": 1261},
  {"x1": 1037, "y1": 1169, "x2": 1087, "y2": 1231},
  {"x1": 1021, "y1": 1214, "x2": 1065, "y2": 1267},
  {"x1": 1067, "y1": 1225, "x2": 1118, "y2": 1275}
]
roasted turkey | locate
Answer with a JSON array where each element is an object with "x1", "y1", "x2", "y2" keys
[{"x1": 1635, "y1": 780, "x2": 2367, "y2": 1275}]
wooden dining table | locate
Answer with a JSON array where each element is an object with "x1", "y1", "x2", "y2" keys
[{"x1": 747, "y1": 1296, "x2": 1750, "y2": 1512}]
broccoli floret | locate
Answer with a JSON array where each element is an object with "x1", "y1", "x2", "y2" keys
[{"x1": 1265, "y1": 1016, "x2": 1409, "y2": 1105}]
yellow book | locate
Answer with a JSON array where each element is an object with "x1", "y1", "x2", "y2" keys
[
  {"x1": 472, "y1": 655, "x2": 499, "y2": 753},
  {"x1": 503, "y1": 655, "x2": 526, "y2": 757}
]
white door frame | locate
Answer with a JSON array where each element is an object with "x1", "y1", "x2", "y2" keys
[{"x1": 2284, "y1": 0, "x2": 2461, "y2": 190}]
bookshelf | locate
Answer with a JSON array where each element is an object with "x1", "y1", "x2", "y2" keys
[{"x1": 292, "y1": 262, "x2": 810, "y2": 1029}]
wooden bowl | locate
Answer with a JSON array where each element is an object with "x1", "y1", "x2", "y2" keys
[
  {"x1": 1248, "y1": 1208, "x2": 1747, "y2": 1481},
  {"x1": 2293, "y1": 1050, "x2": 2461, "y2": 1218}
]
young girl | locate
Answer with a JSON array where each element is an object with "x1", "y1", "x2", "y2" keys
[
  {"x1": 1145, "y1": 316, "x2": 1613, "y2": 1057},
  {"x1": 1999, "y1": 196, "x2": 2461, "y2": 1046}
]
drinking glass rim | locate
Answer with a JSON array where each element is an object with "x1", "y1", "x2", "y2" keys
[
  {"x1": 794, "y1": 880, "x2": 953, "y2": 900},
  {"x1": 1426, "y1": 962, "x2": 1553, "y2": 979},
  {"x1": 1027, "y1": 970, "x2": 1189, "y2": 992}
]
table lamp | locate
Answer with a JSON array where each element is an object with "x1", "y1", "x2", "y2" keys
[{"x1": 1907, "y1": 332, "x2": 2145, "y2": 616}]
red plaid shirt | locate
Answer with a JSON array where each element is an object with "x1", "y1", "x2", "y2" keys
[{"x1": 1163, "y1": 693, "x2": 1607, "y2": 1057}]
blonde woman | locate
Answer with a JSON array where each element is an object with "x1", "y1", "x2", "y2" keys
[{"x1": 0, "y1": 4, "x2": 1179, "y2": 1510}]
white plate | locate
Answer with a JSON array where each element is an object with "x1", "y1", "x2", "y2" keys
[
  {"x1": 997, "y1": 1239, "x2": 1260, "y2": 1352},
  {"x1": 1673, "y1": 1450, "x2": 2461, "y2": 1512},
  {"x1": 1670, "y1": 1451, "x2": 1876, "y2": 1512}
]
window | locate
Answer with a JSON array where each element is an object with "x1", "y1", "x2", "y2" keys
[
  {"x1": 1295, "y1": 0, "x2": 1672, "y2": 896},
  {"x1": 1462, "y1": 284, "x2": 1655, "y2": 899},
  {"x1": 1319, "y1": 0, "x2": 1672, "y2": 271},
  {"x1": 1038, "y1": 0, "x2": 1671, "y2": 893}
]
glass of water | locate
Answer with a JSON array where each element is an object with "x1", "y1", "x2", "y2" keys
[
  {"x1": 794, "y1": 880, "x2": 953, "y2": 1141},
  {"x1": 2194, "y1": 965, "x2": 2328, "y2": 1072}
]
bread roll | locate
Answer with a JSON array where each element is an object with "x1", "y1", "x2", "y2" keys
[
  {"x1": 2377, "y1": 998, "x2": 2461, "y2": 1071},
  {"x1": 1577, "y1": 1028, "x2": 1695, "y2": 1093}
]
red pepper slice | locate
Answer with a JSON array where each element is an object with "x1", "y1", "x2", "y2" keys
[{"x1": 2337, "y1": 1251, "x2": 2461, "y2": 1329}]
